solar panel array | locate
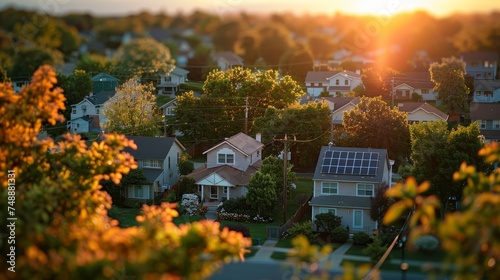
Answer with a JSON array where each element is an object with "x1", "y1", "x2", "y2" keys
[{"x1": 320, "y1": 150, "x2": 379, "y2": 176}]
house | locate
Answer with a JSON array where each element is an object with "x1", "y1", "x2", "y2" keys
[
  {"x1": 470, "y1": 102, "x2": 500, "y2": 142},
  {"x1": 124, "y1": 136, "x2": 186, "y2": 200},
  {"x1": 473, "y1": 79, "x2": 500, "y2": 103},
  {"x1": 391, "y1": 72, "x2": 438, "y2": 102},
  {"x1": 12, "y1": 79, "x2": 29, "y2": 93},
  {"x1": 159, "y1": 98, "x2": 184, "y2": 137},
  {"x1": 305, "y1": 70, "x2": 362, "y2": 97},
  {"x1": 310, "y1": 146, "x2": 392, "y2": 233},
  {"x1": 186, "y1": 132, "x2": 264, "y2": 202},
  {"x1": 460, "y1": 51, "x2": 498, "y2": 80},
  {"x1": 396, "y1": 102, "x2": 448, "y2": 122},
  {"x1": 322, "y1": 97, "x2": 360, "y2": 125},
  {"x1": 67, "y1": 73, "x2": 120, "y2": 133},
  {"x1": 157, "y1": 66, "x2": 190, "y2": 96},
  {"x1": 212, "y1": 51, "x2": 244, "y2": 71}
]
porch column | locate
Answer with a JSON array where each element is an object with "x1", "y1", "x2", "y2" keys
[
  {"x1": 227, "y1": 186, "x2": 230, "y2": 200},
  {"x1": 201, "y1": 185, "x2": 204, "y2": 202}
]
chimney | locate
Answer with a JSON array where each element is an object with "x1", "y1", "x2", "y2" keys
[
  {"x1": 89, "y1": 92, "x2": 94, "y2": 97},
  {"x1": 256, "y1": 132, "x2": 262, "y2": 142}
]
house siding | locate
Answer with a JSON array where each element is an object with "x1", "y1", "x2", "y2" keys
[
  {"x1": 311, "y1": 206, "x2": 375, "y2": 233},
  {"x1": 407, "y1": 110, "x2": 444, "y2": 122},
  {"x1": 205, "y1": 143, "x2": 250, "y2": 171}
]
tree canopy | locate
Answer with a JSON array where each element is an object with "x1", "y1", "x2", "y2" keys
[
  {"x1": 336, "y1": 96, "x2": 411, "y2": 166},
  {"x1": 246, "y1": 171, "x2": 276, "y2": 216},
  {"x1": 103, "y1": 79, "x2": 162, "y2": 136},
  {"x1": 0, "y1": 65, "x2": 250, "y2": 279},
  {"x1": 429, "y1": 56, "x2": 468, "y2": 113}
]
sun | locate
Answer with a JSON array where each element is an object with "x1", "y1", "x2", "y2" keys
[{"x1": 337, "y1": 0, "x2": 424, "y2": 16}]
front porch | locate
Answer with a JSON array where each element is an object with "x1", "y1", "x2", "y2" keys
[{"x1": 198, "y1": 184, "x2": 232, "y2": 203}]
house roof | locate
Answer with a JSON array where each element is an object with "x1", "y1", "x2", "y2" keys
[
  {"x1": 396, "y1": 102, "x2": 448, "y2": 121},
  {"x1": 327, "y1": 86, "x2": 351, "y2": 91},
  {"x1": 305, "y1": 71, "x2": 360, "y2": 83},
  {"x1": 72, "y1": 116, "x2": 93, "y2": 123},
  {"x1": 91, "y1": 73, "x2": 119, "y2": 82},
  {"x1": 470, "y1": 102, "x2": 500, "y2": 120},
  {"x1": 392, "y1": 72, "x2": 435, "y2": 89},
  {"x1": 474, "y1": 79, "x2": 500, "y2": 91},
  {"x1": 171, "y1": 66, "x2": 190, "y2": 76},
  {"x1": 460, "y1": 51, "x2": 499, "y2": 62},
  {"x1": 87, "y1": 91, "x2": 116, "y2": 105},
  {"x1": 187, "y1": 161, "x2": 261, "y2": 187},
  {"x1": 124, "y1": 136, "x2": 185, "y2": 160},
  {"x1": 309, "y1": 195, "x2": 371, "y2": 209},
  {"x1": 313, "y1": 146, "x2": 389, "y2": 183},
  {"x1": 478, "y1": 130, "x2": 500, "y2": 140},
  {"x1": 323, "y1": 97, "x2": 360, "y2": 112},
  {"x1": 159, "y1": 98, "x2": 177, "y2": 109},
  {"x1": 213, "y1": 51, "x2": 244, "y2": 65},
  {"x1": 142, "y1": 169, "x2": 163, "y2": 183},
  {"x1": 203, "y1": 132, "x2": 264, "y2": 156}
]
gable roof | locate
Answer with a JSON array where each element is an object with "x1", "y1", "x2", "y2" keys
[
  {"x1": 305, "y1": 71, "x2": 360, "y2": 83},
  {"x1": 323, "y1": 97, "x2": 360, "y2": 112},
  {"x1": 313, "y1": 146, "x2": 389, "y2": 183},
  {"x1": 203, "y1": 132, "x2": 263, "y2": 156},
  {"x1": 169, "y1": 66, "x2": 190, "y2": 76},
  {"x1": 124, "y1": 136, "x2": 185, "y2": 160},
  {"x1": 87, "y1": 91, "x2": 116, "y2": 105},
  {"x1": 213, "y1": 51, "x2": 244, "y2": 65},
  {"x1": 187, "y1": 162, "x2": 261, "y2": 187},
  {"x1": 91, "y1": 73, "x2": 119, "y2": 82},
  {"x1": 470, "y1": 102, "x2": 500, "y2": 120},
  {"x1": 474, "y1": 79, "x2": 500, "y2": 91},
  {"x1": 396, "y1": 102, "x2": 448, "y2": 121},
  {"x1": 392, "y1": 72, "x2": 435, "y2": 89}
]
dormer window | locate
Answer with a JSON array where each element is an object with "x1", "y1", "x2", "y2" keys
[
  {"x1": 217, "y1": 148, "x2": 235, "y2": 164},
  {"x1": 164, "y1": 76, "x2": 171, "y2": 82}
]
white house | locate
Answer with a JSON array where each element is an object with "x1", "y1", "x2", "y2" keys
[
  {"x1": 124, "y1": 136, "x2": 186, "y2": 200},
  {"x1": 68, "y1": 91, "x2": 116, "y2": 133},
  {"x1": 392, "y1": 72, "x2": 438, "y2": 102},
  {"x1": 187, "y1": 132, "x2": 264, "y2": 202},
  {"x1": 157, "y1": 66, "x2": 190, "y2": 96},
  {"x1": 212, "y1": 51, "x2": 244, "y2": 71},
  {"x1": 396, "y1": 102, "x2": 448, "y2": 122},
  {"x1": 310, "y1": 146, "x2": 392, "y2": 233},
  {"x1": 322, "y1": 97, "x2": 360, "y2": 125},
  {"x1": 305, "y1": 70, "x2": 362, "y2": 97}
]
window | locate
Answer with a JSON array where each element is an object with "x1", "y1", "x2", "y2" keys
[
  {"x1": 165, "y1": 107, "x2": 174, "y2": 116},
  {"x1": 223, "y1": 187, "x2": 228, "y2": 194},
  {"x1": 485, "y1": 72, "x2": 492, "y2": 78},
  {"x1": 335, "y1": 79, "x2": 339, "y2": 85},
  {"x1": 132, "y1": 185, "x2": 150, "y2": 199},
  {"x1": 96, "y1": 108, "x2": 100, "y2": 114},
  {"x1": 72, "y1": 109, "x2": 76, "y2": 114},
  {"x1": 470, "y1": 61, "x2": 478, "y2": 67},
  {"x1": 494, "y1": 120, "x2": 500, "y2": 129},
  {"x1": 134, "y1": 186, "x2": 143, "y2": 198},
  {"x1": 318, "y1": 207, "x2": 336, "y2": 215},
  {"x1": 164, "y1": 76, "x2": 171, "y2": 82},
  {"x1": 321, "y1": 182, "x2": 338, "y2": 195},
  {"x1": 356, "y1": 184, "x2": 374, "y2": 196},
  {"x1": 168, "y1": 157, "x2": 171, "y2": 169},
  {"x1": 421, "y1": 89, "x2": 429, "y2": 94},
  {"x1": 141, "y1": 159, "x2": 162, "y2": 168},
  {"x1": 481, "y1": 120, "x2": 487, "y2": 129},
  {"x1": 353, "y1": 210, "x2": 363, "y2": 228},
  {"x1": 344, "y1": 80, "x2": 349, "y2": 85},
  {"x1": 218, "y1": 153, "x2": 234, "y2": 164},
  {"x1": 477, "y1": 73, "x2": 482, "y2": 78}
]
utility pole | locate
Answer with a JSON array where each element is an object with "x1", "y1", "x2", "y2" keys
[
  {"x1": 391, "y1": 77, "x2": 395, "y2": 108},
  {"x1": 282, "y1": 134, "x2": 288, "y2": 225},
  {"x1": 245, "y1": 97, "x2": 249, "y2": 134}
]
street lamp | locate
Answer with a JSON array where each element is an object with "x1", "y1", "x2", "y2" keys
[{"x1": 400, "y1": 235, "x2": 408, "y2": 280}]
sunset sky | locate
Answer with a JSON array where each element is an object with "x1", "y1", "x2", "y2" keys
[{"x1": 1, "y1": 0, "x2": 499, "y2": 16}]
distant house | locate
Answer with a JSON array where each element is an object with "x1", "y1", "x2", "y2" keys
[
  {"x1": 460, "y1": 51, "x2": 498, "y2": 80},
  {"x1": 396, "y1": 102, "x2": 448, "y2": 122},
  {"x1": 391, "y1": 72, "x2": 438, "y2": 102},
  {"x1": 305, "y1": 71, "x2": 362, "y2": 97},
  {"x1": 322, "y1": 97, "x2": 360, "y2": 125},
  {"x1": 12, "y1": 79, "x2": 29, "y2": 93},
  {"x1": 310, "y1": 146, "x2": 392, "y2": 233},
  {"x1": 473, "y1": 79, "x2": 500, "y2": 103},
  {"x1": 212, "y1": 51, "x2": 244, "y2": 71},
  {"x1": 186, "y1": 133, "x2": 264, "y2": 202},
  {"x1": 124, "y1": 136, "x2": 186, "y2": 200},
  {"x1": 67, "y1": 73, "x2": 119, "y2": 133},
  {"x1": 157, "y1": 67, "x2": 190, "y2": 96},
  {"x1": 470, "y1": 102, "x2": 500, "y2": 142}
]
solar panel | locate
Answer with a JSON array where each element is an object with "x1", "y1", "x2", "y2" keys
[{"x1": 320, "y1": 150, "x2": 379, "y2": 176}]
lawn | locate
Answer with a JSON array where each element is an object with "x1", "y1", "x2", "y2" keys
[
  {"x1": 156, "y1": 95, "x2": 172, "y2": 107},
  {"x1": 182, "y1": 81, "x2": 204, "y2": 92},
  {"x1": 108, "y1": 205, "x2": 204, "y2": 227},
  {"x1": 270, "y1": 251, "x2": 289, "y2": 260},
  {"x1": 345, "y1": 243, "x2": 447, "y2": 263}
]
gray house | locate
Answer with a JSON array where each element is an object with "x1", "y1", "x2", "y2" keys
[
  {"x1": 124, "y1": 136, "x2": 186, "y2": 200},
  {"x1": 310, "y1": 146, "x2": 392, "y2": 233},
  {"x1": 460, "y1": 51, "x2": 498, "y2": 80},
  {"x1": 187, "y1": 132, "x2": 263, "y2": 202},
  {"x1": 470, "y1": 102, "x2": 500, "y2": 142}
]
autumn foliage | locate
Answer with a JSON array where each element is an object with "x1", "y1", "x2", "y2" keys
[{"x1": 0, "y1": 65, "x2": 250, "y2": 279}]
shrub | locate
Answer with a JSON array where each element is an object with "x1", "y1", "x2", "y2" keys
[
  {"x1": 284, "y1": 221, "x2": 317, "y2": 243},
  {"x1": 353, "y1": 231, "x2": 372, "y2": 246},
  {"x1": 314, "y1": 213, "x2": 342, "y2": 233},
  {"x1": 362, "y1": 237, "x2": 388, "y2": 263},
  {"x1": 180, "y1": 194, "x2": 199, "y2": 216},
  {"x1": 331, "y1": 226, "x2": 349, "y2": 243},
  {"x1": 219, "y1": 197, "x2": 251, "y2": 215},
  {"x1": 252, "y1": 214, "x2": 274, "y2": 223},
  {"x1": 379, "y1": 232, "x2": 398, "y2": 246},
  {"x1": 413, "y1": 235, "x2": 440, "y2": 252},
  {"x1": 198, "y1": 206, "x2": 208, "y2": 216},
  {"x1": 224, "y1": 224, "x2": 251, "y2": 238},
  {"x1": 163, "y1": 191, "x2": 176, "y2": 203},
  {"x1": 216, "y1": 212, "x2": 251, "y2": 222}
]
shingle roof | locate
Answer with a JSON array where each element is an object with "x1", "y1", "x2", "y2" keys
[
  {"x1": 327, "y1": 86, "x2": 351, "y2": 91},
  {"x1": 305, "y1": 71, "x2": 360, "y2": 83},
  {"x1": 124, "y1": 136, "x2": 182, "y2": 160},
  {"x1": 87, "y1": 91, "x2": 115, "y2": 105},
  {"x1": 474, "y1": 79, "x2": 500, "y2": 91},
  {"x1": 309, "y1": 195, "x2": 371, "y2": 208},
  {"x1": 91, "y1": 73, "x2": 119, "y2": 82},
  {"x1": 470, "y1": 102, "x2": 500, "y2": 120},
  {"x1": 203, "y1": 132, "x2": 263, "y2": 156},
  {"x1": 213, "y1": 51, "x2": 244, "y2": 64},
  {"x1": 313, "y1": 146, "x2": 388, "y2": 183},
  {"x1": 460, "y1": 51, "x2": 499, "y2": 62},
  {"x1": 187, "y1": 162, "x2": 261, "y2": 186},
  {"x1": 171, "y1": 66, "x2": 190, "y2": 76},
  {"x1": 392, "y1": 72, "x2": 435, "y2": 89},
  {"x1": 396, "y1": 102, "x2": 448, "y2": 121},
  {"x1": 142, "y1": 169, "x2": 163, "y2": 183},
  {"x1": 323, "y1": 97, "x2": 360, "y2": 112}
]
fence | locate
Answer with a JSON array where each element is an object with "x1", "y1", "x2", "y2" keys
[{"x1": 278, "y1": 194, "x2": 313, "y2": 237}]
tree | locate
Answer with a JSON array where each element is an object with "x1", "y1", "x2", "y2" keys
[
  {"x1": 246, "y1": 171, "x2": 276, "y2": 216},
  {"x1": 257, "y1": 24, "x2": 294, "y2": 68},
  {"x1": 258, "y1": 156, "x2": 297, "y2": 204},
  {"x1": 178, "y1": 152, "x2": 195, "y2": 175},
  {"x1": 429, "y1": 56, "x2": 468, "y2": 113},
  {"x1": 113, "y1": 37, "x2": 175, "y2": 83},
  {"x1": 212, "y1": 20, "x2": 244, "y2": 51},
  {"x1": 408, "y1": 121, "x2": 485, "y2": 214},
  {"x1": 0, "y1": 65, "x2": 250, "y2": 279},
  {"x1": 75, "y1": 54, "x2": 114, "y2": 74},
  {"x1": 361, "y1": 67, "x2": 391, "y2": 98},
  {"x1": 57, "y1": 70, "x2": 93, "y2": 121},
  {"x1": 10, "y1": 47, "x2": 63, "y2": 79},
  {"x1": 103, "y1": 79, "x2": 162, "y2": 136},
  {"x1": 279, "y1": 44, "x2": 314, "y2": 83},
  {"x1": 369, "y1": 184, "x2": 393, "y2": 232},
  {"x1": 336, "y1": 96, "x2": 411, "y2": 166}
]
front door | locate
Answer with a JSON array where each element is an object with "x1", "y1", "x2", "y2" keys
[{"x1": 210, "y1": 186, "x2": 218, "y2": 200}]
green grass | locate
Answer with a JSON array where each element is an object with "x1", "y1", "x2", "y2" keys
[
  {"x1": 108, "y1": 206, "x2": 141, "y2": 227},
  {"x1": 173, "y1": 215, "x2": 205, "y2": 225},
  {"x1": 275, "y1": 238, "x2": 294, "y2": 248},
  {"x1": 270, "y1": 251, "x2": 289, "y2": 260},
  {"x1": 245, "y1": 248, "x2": 259, "y2": 258},
  {"x1": 156, "y1": 95, "x2": 172, "y2": 107},
  {"x1": 182, "y1": 81, "x2": 204, "y2": 92},
  {"x1": 345, "y1": 244, "x2": 367, "y2": 256}
]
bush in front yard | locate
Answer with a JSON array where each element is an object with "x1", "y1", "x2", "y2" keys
[
  {"x1": 331, "y1": 226, "x2": 349, "y2": 243},
  {"x1": 224, "y1": 224, "x2": 251, "y2": 238},
  {"x1": 353, "y1": 231, "x2": 372, "y2": 246},
  {"x1": 218, "y1": 197, "x2": 252, "y2": 215},
  {"x1": 284, "y1": 221, "x2": 317, "y2": 243},
  {"x1": 362, "y1": 236, "x2": 388, "y2": 263},
  {"x1": 413, "y1": 235, "x2": 440, "y2": 252},
  {"x1": 314, "y1": 213, "x2": 342, "y2": 233}
]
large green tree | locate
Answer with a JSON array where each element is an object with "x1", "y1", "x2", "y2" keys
[
  {"x1": 103, "y1": 79, "x2": 161, "y2": 136},
  {"x1": 407, "y1": 121, "x2": 485, "y2": 213},
  {"x1": 113, "y1": 37, "x2": 175, "y2": 83},
  {"x1": 279, "y1": 44, "x2": 314, "y2": 83},
  {"x1": 429, "y1": 56, "x2": 468, "y2": 114},
  {"x1": 258, "y1": 156, "x2": 297, "y2": 203},
  {"x1": 257, "y1": 24, "x2": 294, "y2": 68},
  {"x1": 57, "y1": 70, "x2": 93, "y2": 120},
  {"x1": 336, "y1": 96, "x2": 411, "y2": 166},
  {"x1": 10, "y1": 47, "x2": 63, "y2": 79},
  {"x1": 246, "y1": 171, "x2": 276, "y2": 216}
]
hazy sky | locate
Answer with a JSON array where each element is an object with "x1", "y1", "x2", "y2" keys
[{"x1": 1, "y1": 0, "x2": 499, "y2": 17}]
